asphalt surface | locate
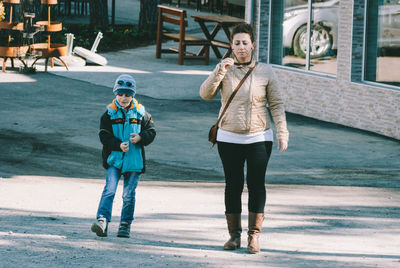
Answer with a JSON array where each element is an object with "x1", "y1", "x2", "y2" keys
[{"x1": 0, "y1": 1, "x2": 399, "y2": 267}]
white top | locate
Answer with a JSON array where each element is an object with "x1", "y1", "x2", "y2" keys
[{"x1": 216, "y1": 128, "x2": 274, "y2": 144}]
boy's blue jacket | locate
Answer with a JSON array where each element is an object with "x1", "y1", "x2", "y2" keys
[{"x1": 99, "y1": 98, "x2": 156, "y2": 173}]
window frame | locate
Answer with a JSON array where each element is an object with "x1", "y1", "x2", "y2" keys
[
  {"x1": 268, "y1": 0, "x2": 338, "y2": 77},
  {"x1": 360, "y1": 0, "x2": 400, "y2": 90}
]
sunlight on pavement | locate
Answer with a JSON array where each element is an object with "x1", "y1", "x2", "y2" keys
[
  {"x1": 43, "y1": 65, "x2": 152, "y2": 74},
  {"x1": 0, "y1": 232, "x2": 66, "y2": 240},
  {"x1": 0, "y1": 74, "x2": 37, "y2": 83},
  {"x1": 160, "y1": 70, "x2": 212, "y2": 75},
  {"x1": 0, "y1": 239, "x2": 14, "y2": 246}
]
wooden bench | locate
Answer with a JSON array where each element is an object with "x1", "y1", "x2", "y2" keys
[{"x1": 156, "y1": 5, "x2": 210, "y2": 65}]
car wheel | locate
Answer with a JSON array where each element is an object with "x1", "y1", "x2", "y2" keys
[{"x1": 293, "y1": 24, "x2": 332, "y2": 58}]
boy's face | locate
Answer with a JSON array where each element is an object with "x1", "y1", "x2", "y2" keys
[{"x1": 116, "y1": 94, "x2": 133, "y2": 108}]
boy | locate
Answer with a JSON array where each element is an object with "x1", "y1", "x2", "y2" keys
[{"x1": 91, "y1": 74, "x2": 156, "y2": 238}]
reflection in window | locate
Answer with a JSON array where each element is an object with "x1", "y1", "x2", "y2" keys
[
  {"x1": 365, "y1": 0, "x2": 400, "y2": 87},
  {"x1": 280, "y1": 0, "x2": 338, "y2": 75}
]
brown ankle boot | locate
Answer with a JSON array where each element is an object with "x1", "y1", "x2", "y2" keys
[
  {"x1": 247, "y1": 212, "x2": 264, "y2": 254},
  {"x1": 223, "y1": 213, "x2": 241, "y2": 250}
]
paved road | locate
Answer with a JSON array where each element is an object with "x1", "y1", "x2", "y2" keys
[
  {"x1": 1, "y1": 45, "x2": 399, "y2": 267},
  {"x1": 0, "y1": 177, "x2": 399, "y2": 267},
  {"x1": 0, "y1": 2, "x2": 399, "y2": 266}
]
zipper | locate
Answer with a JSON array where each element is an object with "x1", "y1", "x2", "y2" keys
[{"x1": 121, "y1": 109, "x2": 127, "y2": 172}]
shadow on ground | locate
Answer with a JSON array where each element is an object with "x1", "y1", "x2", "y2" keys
[
  {"x1": 0, "y1": 73, "x2": 399, "y2": 187},
  {"x1": 1, "y1": 205, "x2": 399, "y2": 267}
]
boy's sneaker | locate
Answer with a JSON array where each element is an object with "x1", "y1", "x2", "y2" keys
[
  {"x1": 91, "y1": 217, "x2": 108, "y2": 237},
  {"x1": 117, "y1": 222, "x2": 130, "y2": 238}
]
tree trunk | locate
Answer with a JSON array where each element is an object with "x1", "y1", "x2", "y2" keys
[
  {"x1": 139, "y1": 0, "x2": 159, "y2": 34},
  {"x1": 89, "y1": 0, "x2": 108, "y2": 28}
]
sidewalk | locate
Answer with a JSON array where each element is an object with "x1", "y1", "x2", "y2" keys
[
  {"x1": 0, "y1": 2, "x2": 400, "y2": 267},
  {"x1": 0, "y1": 45, "x2": 399, "y2": 267},
  {"x1": 0, "y1": 176, "x2": 399, "y2": 267}
]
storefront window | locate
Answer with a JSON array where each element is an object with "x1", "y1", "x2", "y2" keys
[
  {"x1": 365, "y1": 0, "x2": 400, "y2": 87},
  {"x1": 279, "y1": 0, "x2": 338, "y2": 75}
]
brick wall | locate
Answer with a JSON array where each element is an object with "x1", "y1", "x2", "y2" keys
[{"x1": 255, "y1": 0, "x2": 400, "y2": 140}]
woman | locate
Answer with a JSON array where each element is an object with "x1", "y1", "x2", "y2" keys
[{"x1": 200, "y1": 23, "x2": 289, "y2": 254}]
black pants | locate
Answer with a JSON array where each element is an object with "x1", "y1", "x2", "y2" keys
[{"x1": 217, "y1": 141, "x2": 273, "y2": 214}]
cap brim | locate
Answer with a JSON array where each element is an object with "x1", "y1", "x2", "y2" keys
[{"x1": 115, "y1": 87, "x2": 134, "y2": 96}]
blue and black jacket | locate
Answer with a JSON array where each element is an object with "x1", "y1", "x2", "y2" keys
[{"x1": 99, "y1": 98, "x2": 156, "y2": 173}]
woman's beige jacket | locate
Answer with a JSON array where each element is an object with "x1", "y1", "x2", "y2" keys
[{"x1": 200, "y1": 61, "x2": 289, "y2": 142}]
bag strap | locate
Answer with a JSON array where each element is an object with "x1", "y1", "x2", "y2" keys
[{"x1": 213, "y1": 62, "x2": 258, "y2": 127}]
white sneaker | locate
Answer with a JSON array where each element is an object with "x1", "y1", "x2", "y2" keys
[{"x1": 91, "y1": 217, "x2": 108, "y2": 237}]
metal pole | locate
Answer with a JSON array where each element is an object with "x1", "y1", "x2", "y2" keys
[{"x1": 112, "y1": 0, "x2": 115, "y2": 26}]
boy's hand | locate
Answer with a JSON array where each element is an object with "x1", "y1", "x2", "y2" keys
[
  {"x1": 120, "y1": 142, "x2": 129, "y2": 152},
  {"x1": 130, "y1": 133, "x2": 142, "y2": 144}
]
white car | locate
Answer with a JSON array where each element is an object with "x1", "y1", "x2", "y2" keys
[
  {"x1": 283, "y1": 0, "x2": 339, "y2": 58},
  {"x1": 283, "y1": 0, "x2": 400, "y2": 58}
]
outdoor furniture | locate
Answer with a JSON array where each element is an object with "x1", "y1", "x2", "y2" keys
[
  {"x1": 73, "y1": 32, "x2": 107, "y2": 66},
  {"x1": 191, "y1": 14, "x2": 244, "y2": 58},
  {"x1": 0, "y1": 0, "x2": 27, "y2": 72},
  {"x1": 156, "y1": 5, "x2": 210, "y2": 65},
  {"x1": 53, "y1": 33, "x2": 86, "y2": 67},
  {"x1": 30, "y1": 0, "x2": 68, "y2": 72}
]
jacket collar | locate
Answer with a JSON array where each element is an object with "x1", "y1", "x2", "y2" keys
[
  {"x1": 236, "y1": 60, "x2": 257, "y2": 69},
  {"x1": 108, "y1": 98, "x2": 142, "y2": 112}
]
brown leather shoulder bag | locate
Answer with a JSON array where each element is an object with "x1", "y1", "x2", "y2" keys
[{"x1": 208, "y1": 63, "x2": 257, "y2": 147}]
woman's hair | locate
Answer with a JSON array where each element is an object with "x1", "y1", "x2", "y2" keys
[{"x1": 230, "y1": 23, "x2": 255, "y2": 43}]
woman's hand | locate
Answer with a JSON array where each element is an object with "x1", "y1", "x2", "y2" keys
[
  {"x1": 220, "y1": 58, "x2": 234, "y2": 70},
  {"x1": 120, "y1": 141, "x2": 129, "y2": 152},
  {"x1": 130, "y1": 133, "x2": 142, "y2": 144},
  {"x1": 277, "y1": 139, "x2": 288, "y2": 152}
]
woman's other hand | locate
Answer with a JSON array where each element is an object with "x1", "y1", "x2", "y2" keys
[
  {"x1": 220, "y1": 58, "x2": 234, "y2": 70},
  {"x1": 277, "y1": 139, "x2": 288, "y2": 152}
]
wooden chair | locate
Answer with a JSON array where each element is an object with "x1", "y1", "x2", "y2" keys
[{"x1": 156, "y1": 5, "x2": 210, "y2": 65}]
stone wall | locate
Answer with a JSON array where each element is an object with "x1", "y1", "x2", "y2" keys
[{"x1": 254, "y1": 0, "x2": 400, "y2": 139}]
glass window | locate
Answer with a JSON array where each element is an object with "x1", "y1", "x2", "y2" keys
[
  {"x1": 278, "y1": 0, "x2": 338, "y2": 75},
  {"x1": 365, "y1": 0, "x2": 400, "y2": 87}
]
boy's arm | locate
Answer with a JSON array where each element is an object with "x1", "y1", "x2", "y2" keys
[
  {"x1": 139, "y1": 112, "x2": 156, "y2": 146},
  {"x1": 99, "y1": 112, "x2": 122, "y2": 151}
]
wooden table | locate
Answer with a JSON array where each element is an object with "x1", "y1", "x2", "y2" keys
[{"x1": 191, "y1": 14, "x2": 245, "y2": 58}]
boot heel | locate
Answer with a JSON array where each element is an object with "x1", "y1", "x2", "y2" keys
[{"x1": 224, "y1": 235, "x2": 241, "y2": 250}]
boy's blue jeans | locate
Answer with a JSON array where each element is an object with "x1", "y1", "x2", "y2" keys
[{"x1": 96, "y1": 166, "x2": 140, "y2": 224}]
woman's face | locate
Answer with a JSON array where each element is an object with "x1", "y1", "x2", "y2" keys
[{"x1": 231, "y1": 33, "x2": 254, "y2": 63}]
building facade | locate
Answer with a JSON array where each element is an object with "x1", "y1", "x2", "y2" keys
[{"x1": 250, "y1": 0, "x2": 400, "y2": 140}]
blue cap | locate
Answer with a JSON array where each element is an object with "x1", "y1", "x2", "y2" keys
[{"x1": 113, "y1": 74, "x2": 136, "y2": 96}]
